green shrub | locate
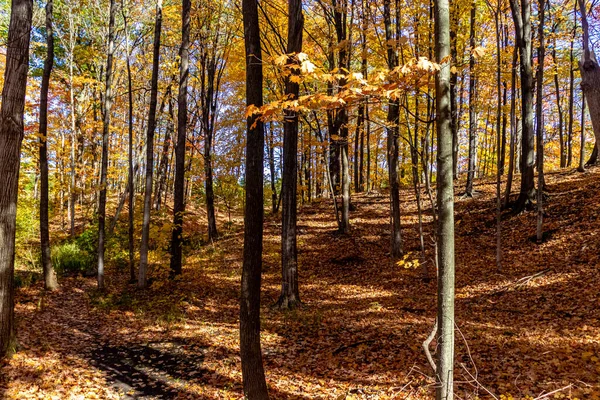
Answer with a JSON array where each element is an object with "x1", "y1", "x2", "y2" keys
[{"x1": 51, "y1": 242, "x2": 94, "y2": 276}]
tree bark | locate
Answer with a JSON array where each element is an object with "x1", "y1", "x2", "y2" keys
[
  {"x1": 170, "y1": 0, "x2": 191, "y2": 277},
  {"x1": 267, "y1": 124, "x2": 278, "y2": 213},
  {"x1": 97, "y1": 0, "x2": 116, "y2": 290},
  {"x1": 578, "y1": 0, "x2": 600, "y2": 145},
  {"x1": 509, "y1": 0, "x2": 536, "y2": 212},
  {"x1": 277, "y1": 0, "x2": 304, "y2": 310},
  {"x1": 240, "y1": 0, "x2": 269, "y2": 395},
  {"x1": 123, "y1": 5, "x2": 135, "y2": 283},
  {"x1": 578, "y1": 94, "x2": 587, "y2": 172},
  {"x1": 139, "y1": 0, "x2": 162, "y2": 288},
  {"x1": 39, "y1": 0, "x2": 58, "y2": 291},
  {"x1": 536, "y1": 0, "x2": 546, "y2": 242},
  {"x1": 384, "y1": 0, "x2": 402, "y2": 258},
  {"x1": 434, "y1": 0, "x2": 455, "y2": 396},
  {"x1": 465, "y1": 0, "x2": 477, "y2": 197}
]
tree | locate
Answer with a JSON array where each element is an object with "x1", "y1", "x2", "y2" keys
[
  {"x1": 383, "y1": 0, "x2": 402, "y2": 258},
  {"x1": 39, "y1": 0, "x2": 59, "y2": 291},
  {"x1": 465, "y1": 0, "x2": 477, "y2": 197},
  {"x1": 97, "y1": 0, "x2": 117, "y2": 290},
  {"x1": 434, "y1": 0, "x2": 455, "y2": 397},
  {"x1": 509, "y1": 0, "x2": 535, "y2": 211},
  {"x1": 536, "y1": 0, "x2": 546, "y2": 242},
  {"x1": 578, "y1": 0, "x2": 600, "y2": 144},
  {"x1": 0, "y1": 0, "x2": 33, "y2": 358},
  {"x1": 240, "y1": 0, "x2": 269, "y2": 395},
  {"x1": 277, "y1": 0, "x2": 304, "y2": 310},
  {"x1": 122, "y1": 2, "x2": 135, "y2": 282},
  {"x1": 139, "y1": 0, "x2": 163, "y2": 288},
  {"x1": 170, "y1": 0, "x2": 191, "y2": 277}
]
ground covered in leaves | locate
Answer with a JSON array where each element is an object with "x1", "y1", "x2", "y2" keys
[{"x1": 2, "y1": 168, "x2": 600, "y2": 399}]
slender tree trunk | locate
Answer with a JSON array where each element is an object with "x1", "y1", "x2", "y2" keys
[
  {"x1": 170, "y1": 0, "x2": 190, "y2": 277},
  {"x1": 267, "y1": 124, "x2": 278, "y2": 213},
  {"x1": 465, "y1": 0, "x2": 477, "y2": 197},
  {"x1": 154, "y1": 91, "x2": 173, "y2": 210},
  {"x1": 139, "y1": 0, "x2": 162, "y2": 288},
  {"x1": 123, "y1": 6, "x2": 135, "y2": 282},
  {"x1": 240, "y1": 0, "x2": 269, "y2": 394},
  {"x1": 536, "y1": 0, "x2": 545, "y2": 242},
  {"x1": 450, "y1": 9, "x2": 458, "y2": 180},
  {"x1": 494, "y1": 9, "x2": 502, "y2": 270},
  {"x1": 39, "y1": 0, "x2": 58, "y2": 291},
  {"x1": 434, "y1": 0, "x2": 455, "y2": 396},
  {"x1": 578, "y1": 95, "x2": 587, "y2": 172},
  {"x1": 278, "y1": 0, "x2": 304, "y2": 309},
  {"x1": 567, "y1": 7, "x2": 577, "y2": 167},
  {"x1": 504, "y1": 47, "x2": 518, "y2": 207},
  {"x1": 510, "y1": 0, "x2": 536, "y2": 212},
  {"x1": 553, "y1": 44, "x2": 566, "y2": 168},
  {"x1": 384, "y1": 0, "x2": 402, "y2": 257},
  {"x1": 98, "y1": 0, "x2": 116, "y2": 290},
  {"x1": 578, "y1": 0, "x2": 600, "y2": 145}
]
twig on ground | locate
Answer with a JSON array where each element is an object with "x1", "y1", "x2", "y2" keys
[
  {"x1": 534, "y1": 384, "x2": 572, "y2": 400},
  {"x1": 494, "y1": 268, "x2": 552, "y2": 295}
]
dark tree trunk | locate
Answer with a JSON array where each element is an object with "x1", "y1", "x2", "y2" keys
[
  {"x1": 39, "y1": 0, "x2": 58, "y2": 291},
  {"x1": 170, "y1": 0, "x2": 190, "y2": 277},
  {"x1": 278, "y1": 0, "x2": 304, "y2": 309},
  {"x1": 510, "y1": 0, "x2": 536, "y2": 212},
  {"x1": 567, "y1": 13, "x2": 576, "y2": 167},
  {"x1": 267, "y1": 124, "x2": 278, "y2": 213},
  {"x1": 384, "y1": 0, "x2": 402, "y2": 257},
  {"x1": 450, "y1": 8, "x2": 459, "y2": 180},
  {"x1": 0, "y1": 0, "x2": 32, "y2": 358},
  {"x1": 536, "y1": 0, "x2": 546, "y2": 242},
  {"x1": 139, "y1": 0, "x2": 162, "y2": 288},
  {"x1": 97, "y1": 0, "x2": 116, "y2": 290},
  {"x1": 240, "y1": 0, "x2": 269, "y2": 395},
  {"x1": 433, "y1": 0, "x2": 455, "y2": 396},
  {"x1": 123, "y1": 7, "x2": 135, "y2": 283},
  {"x1": 154, "y1": 91, "x2": 173, "y2": 211},
  {"x1": 465, "y1": 0, "x2": 477, "y2": 197},
  {"x1": 504, "y1": 47, "x2": 518, "y2": 207},
  {"x1": 578, "y1": 0, "x2": 600, "y2": 146},
  {"x1": 578, "y1": 94, "x2": 587, "y2": 172}
]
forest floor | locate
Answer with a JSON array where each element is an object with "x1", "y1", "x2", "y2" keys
[{"x1": 2, "y1": 167, "x2": 600, "y2": 399}]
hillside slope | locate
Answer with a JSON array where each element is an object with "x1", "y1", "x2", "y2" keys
[{"x1": 1, "y1": 168, "x2": 600, "y2": 399}]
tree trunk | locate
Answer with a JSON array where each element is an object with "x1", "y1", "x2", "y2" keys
[
  {"x1": 278, "y1": 0, "x2": 304, "y2": 310},
  {"x1": 509, "y1": 0, "x2": 536, "y2": 212},
  {"x1": 139, "y1": 0, "x2": 162, "y2": 288},
  {"x1": 553, "y1": 43, "x2": 566, "y2": 168},
  {"x1": 267, "y1": 124, "x2": 278, "y2": 213},
  {"x1": 434, "y1": 0, "x2": 455, "y2": 396},
  {"x1": 578, "y1": 0, "x2": 600, "y2": 145},
  {"x1": 567, "y1": 12, "x2": 576, "y2": 167},
  {"x1": 154, "y1": 90, "x2": 173, "y2": 210},
  {"x1": 97, "y1": 0, "x2": 116, "y2": 290},
  {"x1": 39, "y1": 0, "x2": 58, "y2": 291},
  {"x1": 170, "y1": 0, "x2": 190, "y2": 277},
  {"x1": 536, "y1": 0, "x2": 546, "y2": 243},
  {"x1": 578, "y1": 94, "x2": 587, "y2": 172},
  {"x1": 504, "y1": 46, "x2": 518, "y2": 207},
  {"x1": 465, "y1": 0, "x2": 477, "y2": 197},
  {"x1": 123, "y1": 6, "x2": 135, "y2": 282},
  {"x1": 384, "y1": 0, "x2": 402, "y2": 257},
  {"x1": 240, "y1": 0, "x2": 269, "y2": 394},
  {"x1": 0, "y1": 0, "x2": 32, "y2": 358}
]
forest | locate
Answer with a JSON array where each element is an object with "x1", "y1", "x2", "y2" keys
[{"x1": 0, "y1": 0, "x2": 599, "y2": 398}]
